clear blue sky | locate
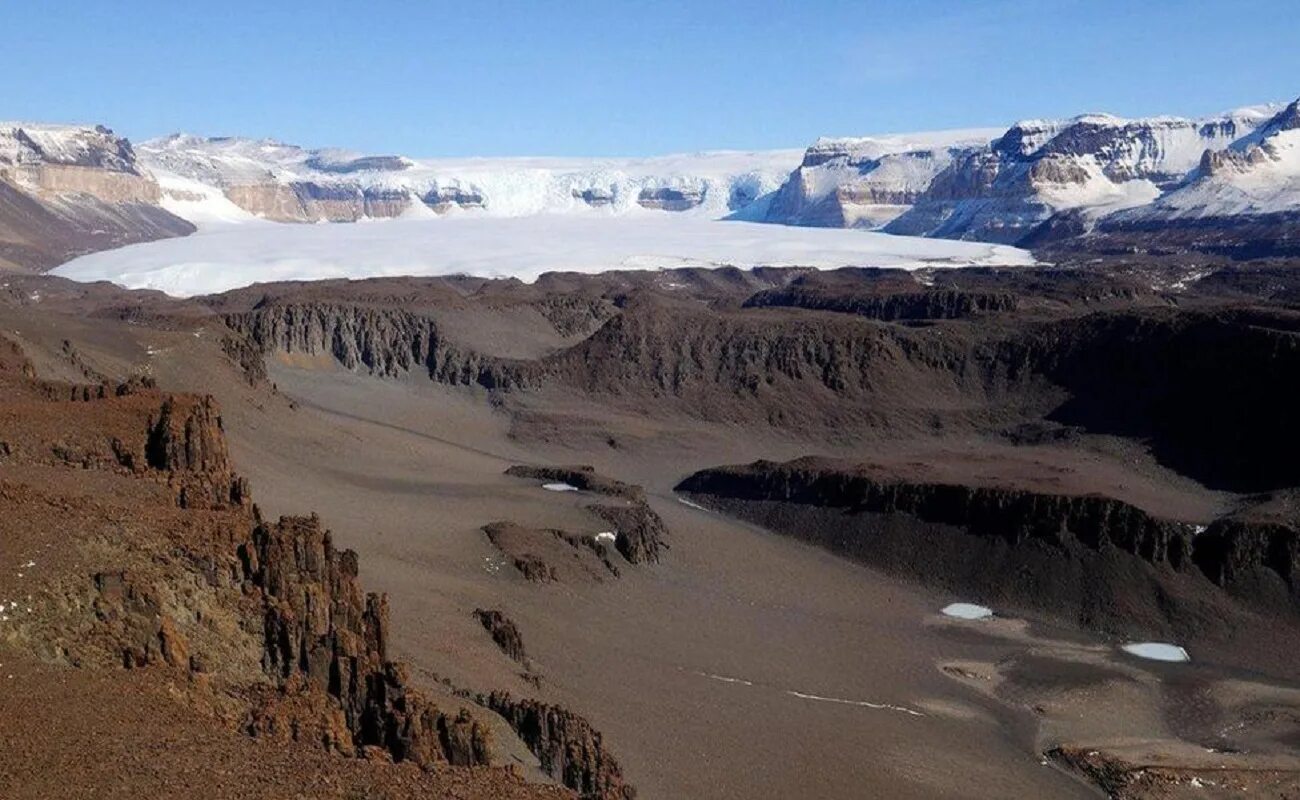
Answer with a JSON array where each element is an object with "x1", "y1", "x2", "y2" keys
[{"x1": 6, "y1": 0, "x2": 1297, "y2": 157}]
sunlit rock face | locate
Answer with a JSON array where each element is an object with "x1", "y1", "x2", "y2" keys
[{"x1": 0, "y1": 123, "x2": 192, "y2": 270}]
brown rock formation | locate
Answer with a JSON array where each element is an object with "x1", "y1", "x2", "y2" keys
[
  {"x1": 474, "y1": 608, "x2": 528, "y2": 664},
  {"x1": 585, "y1": 502, "x2": 668, "y2": 565},
  {"x1": 483, "y1": 522, "x2": 621, "y2": 583},
  {"x1": 676, "y1": 456, "x2": 1298, "y2": 639},
  {"x1": 505, "y1": 464, "x2": 644, "y2": 501},
  {"x1": 485, "y1": 692, "x2": 637, "y2": 800}
]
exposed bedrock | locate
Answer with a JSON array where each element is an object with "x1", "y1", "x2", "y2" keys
[
  {"x1": 744, "y1": 284, "x2": 1018, "y2": 321},
  {"x1": 223, "y1": 303, "x2": 526, "y2": 387},
  {"x1": 585, "y1": 501, "x2": 668, "y2": 565},
  {"x1": 218, "y1": 277, "x2": 1300, "y2": 492},
  {"x1": 242, "y1": 512, "x2": 493, "y2": 767},
  {"x1": 473, "y1": 608, "x2": 528, "y2": 664},
  {"x1": 485, "y1": 692, "x2": 637, "y2": 800},
  {"x1": 635, "y1": 186, "x2": 704, "y2": 211},
  {"x1": 676, "y1": 458, "x2": 1299, "y2": 634},
  {"x1": 1, "y1": 123, "x2": 194, "y2": 270},
  {"x1": 505, "y1": 464, "x2": 644, "y2": 501},
  {"x1": 483, "y1": 521, "x2": 622, "y2": 583},
  {"x1": 1008, "y1": 307, "x2": 1300, "y2": 492}
]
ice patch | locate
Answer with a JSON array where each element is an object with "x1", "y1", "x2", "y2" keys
[
  {"x1": 941, "y1": 603, "x2": 994, "y2": 620},
  {"x1": 699, "y1": 672, "x2": 754, "y2": 687},
  {"x1": 676, "y1": 497, "x2": 708, "y2": 512},
  {"x1": 1121, "y1": 642, "x2": 1190, "y2": 662},
  {"x1": 542, "y1": 482, "x2": 579, "y2": 492},
  {"x1": 785, "y1": 690, "x2": 924, "y2": 717},
  {"x1": 594, "y1": 531, "x2": 617, "y2": 545}
]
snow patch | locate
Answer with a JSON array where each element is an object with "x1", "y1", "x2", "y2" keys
[
  {"x1": 1121, "y1": 642, "x2": 1190, "y2": 662},
  {"x1": 941, "y1": 603, "x2": 994, "y2": 620},
  {"x1": 541, "y1": 482, "x2": 579, "y2": 493}
]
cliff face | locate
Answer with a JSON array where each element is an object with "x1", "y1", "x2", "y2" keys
[
  {"x1": 485, "y1": 692, "x2": 637, "y2": 800},
  {"x1": 885, "y1": 109, "x2": 1271, "y2": 245},
  {"x1": 0, "y1": 123, "x2": 193, "y2": 270},
  {"x1": 676, "y1": 458, "x2": 1299, "y2": 636},
  {"x1": 0, "y1": 335, "x2": 578, "y2": 796},
  {"x1": 224, "y1": 303, "x2": 526, "y2": 388},
  {"x1": 242, "y1": 513, "x2": 492, "y2": 767},
  {"x1": 744, "y1": 284, "x2": 1017, "y2": 321}
]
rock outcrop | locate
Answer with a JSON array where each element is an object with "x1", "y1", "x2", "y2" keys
[
  {"x1": 505, "y1": 464, "x2": 644, "y2": 501},
  {"x1": 764, "y1": 132, "x2": 996, "y2": 228},
  {"x1": 677, "y1": 457, "x2": 1298, "y2": 635},
  {"x1": 585, "y1": 502, "x2": 667, "y2": 566},
  {"x1": 485, "y1": 692, "x2": 637, "y2": 800},
  {"x1": 223, "y1": 303, "x2": 524, "y2": 387},
  {"x1": 483, "y1": 522, "x2": 622, "y2": 584},
  {"x1": 0, "y1": 336, "x2": 566, "y2": 796},
  {"x1": 474, "y1": 608, "x2": 529, "y2": 664}
]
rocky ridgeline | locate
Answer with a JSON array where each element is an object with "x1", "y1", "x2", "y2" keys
[
  {"x1": 677, "y1": 457, "x2": 1298, "y2": 632},
  {"x1": 223, "y1": 303, "x2": 525, "y2": 387},
  {"x1": 145, "y1": 395, "x2": 250, "y2": 509},
  {"x1": 744, "y1": 284, "x2": 1018, "y2": 321},
  {"x1": 241, "y1": 512, "x2": 492, "y2": 766}
]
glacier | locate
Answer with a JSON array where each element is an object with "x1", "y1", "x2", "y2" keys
[{"x1": 50, "y1": 213, "x2": 1033, "y2": 297}]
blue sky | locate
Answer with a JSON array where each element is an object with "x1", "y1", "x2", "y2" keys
[{"x1": 7, "y1": 0, "x2": 1297, "y2": 157}]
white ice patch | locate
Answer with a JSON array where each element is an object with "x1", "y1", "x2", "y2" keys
[
  {"x1": 1121, "y1": 642, "x2": 1190, "y2": 662},
  {"x1": 941, "y1": 603, "x2": 994, "y2": 620},
  {"x1": 676, "y1": 497, "x2": 708, "y2": 512},
  {"x1": 785, "y1": 690, "x2": 924, "y2": 717},
  {"x1": 542, "y1": 482, "x2": 579, "y2": 493},
  {"x1": 594, "y1": 531, "x2": 617, "y2": 544},
  {"x1": 699, "y1": 672, "x2": 754, "y2": 687}
]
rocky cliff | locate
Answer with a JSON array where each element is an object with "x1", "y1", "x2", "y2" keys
[
  {"x1": 0, "y1": 123, "x2": 193, "y2": 270},
  {"x1": 223, "y1": 302, "x2": 525, "y2": 387},
  {"x1": 763, "y1": 131, "x2": 997, "y2": 228},
  {"x1": 0, "y1": 334, "x2": 578, "y2": 797},
  {"x1": 485, "y1": 692, "x2": 637, "y2": 800},
  {"x1": 677, "y1": 457, "x2": 1299, "y2": 637}
]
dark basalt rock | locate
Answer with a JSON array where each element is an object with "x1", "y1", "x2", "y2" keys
[
  {"x1": 676, "y1": 457, "x2": 1299, "y2": 635},
  {"x1": 585, "y1": 501, "x2": 667, "y2": 565},
  {"x1": 473, "y1": 608, "x2": 528, "y2": 664},
  {"x1": 242, "y1": 513, "x2": 492, "y2": 768},
  {"x1": 505, "y1": 464, "x2": 644, "y2": 501},
  {"x1": 223, "y1": 303, "x2": 526, "y2": 388},
  {"x1": 484, "y1": 692, "x2": 636, "y2": 800},
  {"x1": 744, "y1": 285, "x2": 1017, "y2": 321},
  {"x1": 421, "y1": 186, "x2": 486, "y2": 212}
]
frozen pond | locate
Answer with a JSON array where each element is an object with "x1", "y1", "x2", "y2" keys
[
  {"x1": 1121, "y1": 642, "x2": 1190, "y2": 662},
  {"x1": 941, "y1": 603, "x2": 994, "y2": 620}
]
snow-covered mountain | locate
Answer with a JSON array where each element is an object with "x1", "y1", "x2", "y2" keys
[
  {"x1": 758, "y1": 101, "x2": 1300, "y2": 253},
  {"x1": 761, "y1": 129, "x2": 1003, "y2": 228},
  {"x1": 1081, "y1": 99, "x2": 1300, "y2": 257},
  {"x1": 138, "y1": 134, "x2": 803, "y2": 224},
  {"x1": 0, "y1": 123, "x2": 192, "y2": 269},
  {"x1": 883, "y1": 105, "x2": 1280, "y2": 244}
]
